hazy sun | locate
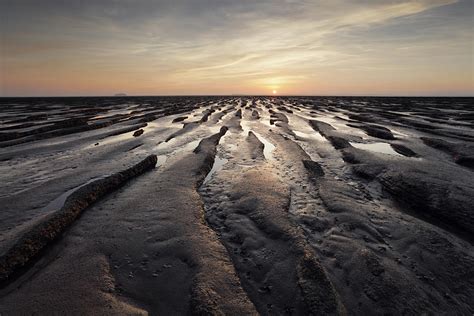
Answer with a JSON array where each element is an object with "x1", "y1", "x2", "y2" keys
[{"x1": 272, "y1": 90, "x2": 277, "y2": 95}]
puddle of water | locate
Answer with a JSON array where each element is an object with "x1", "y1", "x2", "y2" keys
[
  {"x1": 157, "y1": 138, "x2": 200, "y2": 153},
  {"x1": 285, "y1": 113, "x2": 329, "y2": 144},
  {"x1": 393, "y1": 130, "x2": 409, "y2": 137},
  {"x1": 350, "y1": 142, "x2": 403, "y2": 156},
  {"x1": 294, "y1": 130, "x2": 327, "y2": 143},
  {"x1": 142, "y1": 121, "x2": 162, "y2": 132},
  {"x1": 43, "y1": 177, "x2": 105, "y2": 213},
  {"x1": 239, "y1": 120, "x2": 276, "y2": 160},
  {"x1": 313, "y1": 116, "x2": 343, "y2": 130},
  {"x1": 156, "y1": 155, "x2": 168, "y2": 167},
  {"x1": 335, "y1": 113, "x2": 351, "y2": 121},
  {"x1": 252, "y1": 132, "x2": 276, "y2": 160},
  {"x1": 203, "y1": 156, "x2": 228, "y2": 185},
  {"x1": 177, "y1": 139, "x2": 201, "y2": 153}
]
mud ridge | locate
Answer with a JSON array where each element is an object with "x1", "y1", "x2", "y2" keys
[{"x1": 0, "y1": 155, "x2": 158, "y2": 286}]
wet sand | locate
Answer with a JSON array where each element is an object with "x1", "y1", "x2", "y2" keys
[{"x1": 0, "y1": 96, "x2": 473, "y2": 314}]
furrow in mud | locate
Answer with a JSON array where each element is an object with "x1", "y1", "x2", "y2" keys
[
  {"x1": 0, "y1": 126, "x2": 257, "y2": 315},
  {"x1": 0, "y1": 155, "x2": 158, "y2": 286},
  {"x1": 199, "y1": 129, "x2": 343, "y2": 315},
  {"x1": 307, "y1": 125, "x2": 472, "y2": 313},
  {"x1": 1, "y1": 96, "x2": 473, "y2": 314}
]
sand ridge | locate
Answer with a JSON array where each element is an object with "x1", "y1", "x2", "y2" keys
[{"x1": 0, "y1": 96, "x2": 473, "y2": 314}]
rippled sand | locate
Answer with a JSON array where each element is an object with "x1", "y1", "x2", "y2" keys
[{"x1": 0, "y1": 96, "x2": 473, "y2": 314}]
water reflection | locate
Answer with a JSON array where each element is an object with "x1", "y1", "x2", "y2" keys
[
  {"x1": 203, "y1": 156, "x2": 228, "y2": 184},
  {"x1": 350, "y1": 142, "x2": 403, "y2": 156},
  {"x1": 252, "y1": 132, "x2": 276, "y2": 160},
  {"x1": 293, "y1": 130, "x2": 327, "y2": 143}
]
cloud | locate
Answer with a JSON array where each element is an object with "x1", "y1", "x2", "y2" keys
[{"x1": 1, "y1": 0, "x2": 472, "y2": 96}]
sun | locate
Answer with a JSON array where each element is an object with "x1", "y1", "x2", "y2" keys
[{"x1": 272, "y1": 90, "x2": 277, "y2": 95}]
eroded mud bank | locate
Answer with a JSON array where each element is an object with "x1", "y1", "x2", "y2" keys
[{"x1": 0, "y1": 96, "x2": 473, "y2": 314}]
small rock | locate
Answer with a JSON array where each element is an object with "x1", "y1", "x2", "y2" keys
[{"x1": 133, "y1": 129, "x2": 144, "y2": 137}]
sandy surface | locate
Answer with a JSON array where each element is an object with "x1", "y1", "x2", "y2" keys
[{"x1": 0, "y1": 96, "x2": 473, "y2": 314}]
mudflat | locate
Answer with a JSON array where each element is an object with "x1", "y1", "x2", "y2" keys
[{"x1": 0, "y1": 96, "x2": 473, "y2": 314}]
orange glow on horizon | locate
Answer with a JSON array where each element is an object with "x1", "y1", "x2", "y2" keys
[{"x1": 1, "y1": 0, "x2": 472, "y2": 97}]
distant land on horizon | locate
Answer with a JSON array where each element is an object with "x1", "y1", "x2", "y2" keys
[{"x1": 0, "y1": 94, "x2": 472, "y2": 99}]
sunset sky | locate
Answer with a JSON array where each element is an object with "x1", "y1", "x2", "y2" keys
[{"x1": 1, "y1": 0, "x2": 473, "y2": 96}]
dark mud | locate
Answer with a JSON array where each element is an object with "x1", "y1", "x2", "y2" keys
[
  {"x1": 0, "y1": 155, "x2": 157, "y2": 286},
  {"x1": 0, "y1": 96, "x2": 473, "y2": 315}
]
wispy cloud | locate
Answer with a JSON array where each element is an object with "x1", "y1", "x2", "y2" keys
[{"x1": 1, "y1": 0, "x2": 472, "y2": 96}]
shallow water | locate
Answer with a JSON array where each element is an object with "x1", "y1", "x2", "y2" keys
[
  {"x1": 43, "y1": 177, "x2": 105, "y2": 213},
  {"x1": 178, "y1": 139, "x2": 201, "y2": 153},
  {"x1": 157, "y1": 138, "x2": 200, "y2": 154},
  {"x1": 252, "y1": 132, "x2": 276, "y2": 160},
  {"x1": 156, "y1": 155, "x2": 168, "y2": 168},
  {"x1": 203, "y1": 156, "x2": 228, "y2": 185},
  {"x1": 350, "y1": 141, "x2": 403, "y2": 156},
  {"x1": 293, "y1": 130, "x2": 327, "y2": 143}
]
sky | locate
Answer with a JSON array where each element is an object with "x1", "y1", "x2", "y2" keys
[{"x1": 0, "y1": 0, "x2": 473, "y2": 96}]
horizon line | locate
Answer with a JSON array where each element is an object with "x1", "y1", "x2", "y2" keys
[{"x1": 0, "y1": 94, "x2": 473, "y2": 98}]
